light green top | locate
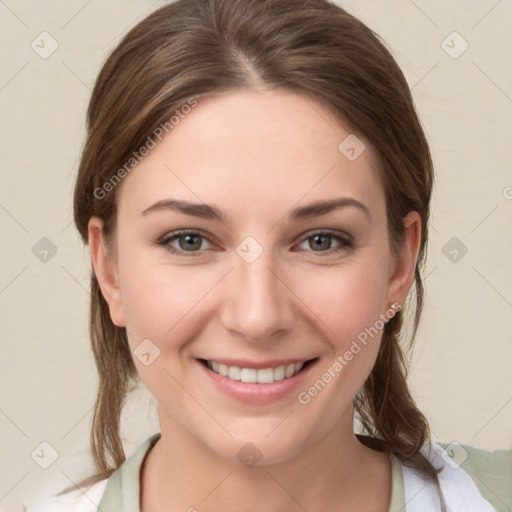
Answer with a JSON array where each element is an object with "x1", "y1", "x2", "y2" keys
[
  {"x1": 96, "y1": 433, "x2": 511, "y2": 511},
  {"x1": 438, "y1": 441, "x2": 512, "y2": 511}
]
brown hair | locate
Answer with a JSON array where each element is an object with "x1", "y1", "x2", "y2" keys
[{"x1": 69, "y1": 0, "x2": 443, "y2": 503}]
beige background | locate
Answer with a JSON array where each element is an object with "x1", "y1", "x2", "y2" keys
[{"x1": 0, "y1": 0, "x2": 511, "y2": 509}]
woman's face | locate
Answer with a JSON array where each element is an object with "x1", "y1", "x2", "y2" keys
[{"x1": 90, "y1": 89, "x2": 419, "y2": 465}]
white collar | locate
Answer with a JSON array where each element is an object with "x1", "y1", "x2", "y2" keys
[{"x1": 401, "y1": 441, "x2": 497, "y2": 511}]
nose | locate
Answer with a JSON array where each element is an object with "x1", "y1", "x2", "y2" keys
[{"x1": 220, "y1": 245, "x2": 296, "y2": 343}]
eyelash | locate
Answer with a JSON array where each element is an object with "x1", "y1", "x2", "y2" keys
[{"x1": 154, "y1": 229, "x2": 353, "y2": 257}]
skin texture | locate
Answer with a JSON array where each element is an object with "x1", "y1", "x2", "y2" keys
[{"x1": 89, "y1": 89, "x2": 421, "y2": 512}]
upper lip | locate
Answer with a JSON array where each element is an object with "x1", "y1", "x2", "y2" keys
[{"x1": 198, "y1": 357, "x2": 317, "y2": 370}]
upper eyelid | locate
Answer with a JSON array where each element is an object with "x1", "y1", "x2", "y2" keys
[
  {"x1": 159, "y1": 229, "x2": 215, "y2": 245},
  {"x1": 303, "y1": 228, "x2": 352, "y2": 240}
]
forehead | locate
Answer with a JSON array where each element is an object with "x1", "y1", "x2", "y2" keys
[{"x1": 117, "y1": 89, "x2": 385, "y2": 225}]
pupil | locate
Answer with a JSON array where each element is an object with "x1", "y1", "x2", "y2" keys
[
  {"x1": 181, "y1": 235, "x2": 201, "y2": 251},
  {"x1": 312, "y1": 235, "x2": 330, "y2": 251}
]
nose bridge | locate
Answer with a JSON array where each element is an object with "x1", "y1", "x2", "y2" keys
[{"x1": 221, "y1": 239, "x2": 294, "y2": 341}]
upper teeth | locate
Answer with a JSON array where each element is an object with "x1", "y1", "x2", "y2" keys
[{"x1": 207, "y1": 361, "x2": 305, "y2": 383}]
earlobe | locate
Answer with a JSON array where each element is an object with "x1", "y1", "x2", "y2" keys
[
  {"x1": 88, "y1": 216, "x2": 126, "y2": 327},
  {"x1": 386, "y1": 211, "x2": 422, "y2": 307}
]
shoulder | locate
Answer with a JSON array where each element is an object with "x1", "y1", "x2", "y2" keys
[
  {"x1": 23, "y1": 479, "x2": 108, "y2": 512},
  {"x1": 398, "y1": 440, "x2": 510, "y2": 511},
  {"x1": 437, "y1": 441, "x2": 512, "y2": 511},
  {"x1": 23, "y1": 433, "x2": 161, "y2": 512}
]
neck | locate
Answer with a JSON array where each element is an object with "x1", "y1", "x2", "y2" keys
[{"x1": 140, "y1": 411, "x2": 392, "y2": 512}]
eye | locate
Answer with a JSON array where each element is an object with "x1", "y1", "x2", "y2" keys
[
  {"x1": 296, "y1": 230, "x2": 352, "y2": 255},
  {"x1": 156, "y1": 230, "x2": 214, "y2": 255},
  {"x1": 154, "y1": 229, "x2": 353, "y2": 257}
]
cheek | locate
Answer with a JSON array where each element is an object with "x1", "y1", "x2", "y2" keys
[
  {"x1": 117, "y1": 257, "x2": 216, "y2": 406},
  {"x1": 290, "y1": 264, "x2": 390, "y2": 422},
  {"x1": 290, "y1": 259, "x2": 390, "y2": 410},
  {"x1": 117, "y1": 244, "x2": 221, "y2": 355},
  {"x1": 293, "y1": 260, "x2": 389, "y2": 348}
]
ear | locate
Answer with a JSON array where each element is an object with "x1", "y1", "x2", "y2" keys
[
  {"x1": 88, "y1": 216, "x2": 126, "y2": 327},
  {"x1": 385, "y1": 211, "x2": 422, "y2": 307}
]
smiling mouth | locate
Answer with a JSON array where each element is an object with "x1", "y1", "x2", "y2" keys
[{"x1": 199, "y1": 358, "x2": 318, "y2": 384}]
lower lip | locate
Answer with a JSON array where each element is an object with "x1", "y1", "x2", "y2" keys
[{"x1": 197, "y1": 359, "x2": 318, "y2": 405}]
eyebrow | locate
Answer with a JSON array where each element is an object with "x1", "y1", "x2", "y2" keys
[
  {"x1": 289, "y1": 197, "x2": 371, "y2": 222},
  {"x1": 141, "y1": 197, "x2": 371, "y2": 223}
]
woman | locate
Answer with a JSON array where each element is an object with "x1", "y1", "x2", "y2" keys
[{"x1": 31, "y1": 0, "x2": 511, "y2": 510}]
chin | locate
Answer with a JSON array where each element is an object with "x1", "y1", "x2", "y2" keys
[{"x1": 199, "y1": 421, "x2": 319, "y2": 468}]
